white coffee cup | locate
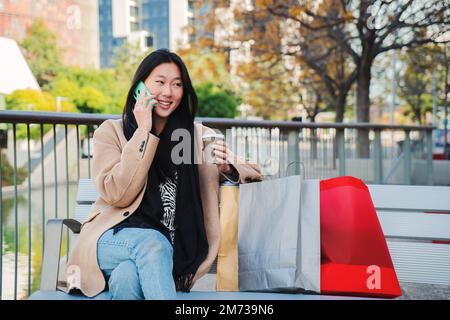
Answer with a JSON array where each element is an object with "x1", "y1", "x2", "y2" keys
[{"x1": 202, "y1": 132, "x2": 225, "y2": 164}]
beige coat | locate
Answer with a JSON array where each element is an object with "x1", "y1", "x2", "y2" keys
[{"x1": 60, "y1": 119, "x2": 263, "y2": 297}]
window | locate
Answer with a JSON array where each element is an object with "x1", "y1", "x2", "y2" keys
[
  {"x1": 130, "y1": 6, "x2": 139, "y2": 17},
  {"x1": 130, "y1": 22, "x2": 139, "y2": 31},
  {"x1": 188, "y1": 0, "x2": 194, "y2": 11},
  {"x1": 146, "y1": 36, "x2": 153, "y2": 47}
]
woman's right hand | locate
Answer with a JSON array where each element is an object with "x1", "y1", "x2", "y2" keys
[{"x1": 133, "y1": 89, "x2": 155, "y2": 133}]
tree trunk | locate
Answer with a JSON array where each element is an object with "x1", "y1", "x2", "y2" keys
[
  {"x1": 334, "y1": 93, "x2": 347, "y2": 123},
  {"x1": 307, "y1": 112, "x2": 318, "y2": 159},
  {"x1": 332, "y1": 92, "x2": 347, "y2": 169},
  {"x1": 356, "y1": 57, "x2": 372, "y2": 158},
  {"x1": 415, "y1": 97, "x2": 422, "y2": 125}
]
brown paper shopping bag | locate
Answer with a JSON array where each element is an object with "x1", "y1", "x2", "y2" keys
[{"x1": 216, "y1": 181, "x2": 240, "y2": 291}]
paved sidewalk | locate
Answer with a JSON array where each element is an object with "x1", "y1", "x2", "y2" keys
[
  {"x1": 193, "y1": 275, "x2": 450, "y2": 300},
  {"x1": 398, "y1": 283, "x2": 450, "y2": 300}
]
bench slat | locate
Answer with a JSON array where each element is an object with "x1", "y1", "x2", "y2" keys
[
  {"x1": 369, "y1": 184, "x2": 450, "y2": 212},
  {"x1": 76, "y1": 179, "x2": 98, "y2": 204},
  {"x1": 387, "y1": 241, "x2": 450, "y2": 286},
  {"x1": 78, "y1": 181, "x2": 450, "y2": 212},
  {"x1": 74, "y1": 204, "x2": 93, "y2": 224},
  {"x1": 378, "y1": 211, "x2": 450, "y2": 241}
]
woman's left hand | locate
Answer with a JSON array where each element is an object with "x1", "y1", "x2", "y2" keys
[
  {"x1": 190, "y1": 261, "x2": 211, "y2": 290},
  {"x1": 210, "y1": 139, "x2": 234, "y2": 174}
]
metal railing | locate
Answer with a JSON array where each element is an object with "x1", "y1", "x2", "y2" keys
[{"x1": 0, "y1": 110, "x2": 437, "y2": 299}]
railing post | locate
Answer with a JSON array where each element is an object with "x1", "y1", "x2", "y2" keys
[
  {"x1": 310, "y1": 128, "x2": 318, "y2": 160},
  {"x1": 426, "y1": 129, "x2": 434, "y2": 186},
  {"x1": 403, "y1": 130, "x2": 412, "y2": 185},
  {"x1": 287, "y1": 129, "x2": 300, "y2": 175},
  {"x1": 336, "y1": 129, "x2": 346, "y2": 176},
  {"x1": 374, "y1": 129, "x2": 383, "y2": 184}
]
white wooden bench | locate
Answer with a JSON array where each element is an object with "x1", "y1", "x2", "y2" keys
[
  {"x1": 369, "y1": 184, "x2": 450, "y2": 287},
  {"x1": 29, "y1": 179, "x2": 450, "y2": 300}
]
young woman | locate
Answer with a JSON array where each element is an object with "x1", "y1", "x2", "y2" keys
[{"x1": 63, "y1": 49, "x2": 263, "y2": 299}]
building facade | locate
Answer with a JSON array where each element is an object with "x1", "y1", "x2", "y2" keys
[
  {"x1": 0, "y1": 0, "x2": 100, "y2": 68},
  {"x1": 99, "y1": 0, "x2": 193, "y2": 68}
]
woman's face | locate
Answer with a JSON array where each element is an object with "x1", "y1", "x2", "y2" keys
[{"x1": 144, "y1": 62, "x2": 183, "y2": 119}]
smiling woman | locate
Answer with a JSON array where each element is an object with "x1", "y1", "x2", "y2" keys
[
  {"x1": 143, "y1": 63, "x2": 184, "y2": 133},
  {"x1": 61, "y1": 49, "x2": 264, "y2": 300}
]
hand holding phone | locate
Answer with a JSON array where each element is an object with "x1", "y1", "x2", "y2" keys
[
  {"x1": 133, "y1": 81, "x2": 155, "y2": 132},
  {"x1": 133, "y1": 81, "x2": 157, "y2": 110}
]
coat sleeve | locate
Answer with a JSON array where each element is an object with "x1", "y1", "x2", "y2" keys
[
  {"x1": 220, "y1": 160, "x2": 263, "y2": 184},
  {"x1": 92, "y1": 120, "x2": 160, "y2": 208},
  {"x1": 219, "y1": 149, "x2": 264, "y2": 184}
]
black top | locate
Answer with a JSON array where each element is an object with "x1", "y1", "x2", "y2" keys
[
  {"x1": 112, "y1": 164, "x2": 240, "y2": 244},
  {"x1": 113, "y1": 165, "x2": 178, "y2": 245}
]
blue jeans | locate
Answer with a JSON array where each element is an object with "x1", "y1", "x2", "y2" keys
[{"x1": 97, "y1": 227, "x2": 177, "y2": 300}]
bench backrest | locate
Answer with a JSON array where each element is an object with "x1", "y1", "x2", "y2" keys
[
  {"x1": 74, "y1": 179, "x2": 450, "y2": 286},
  {"x1": 368, "y1": 184, "x2": 450, "y2": 286}
]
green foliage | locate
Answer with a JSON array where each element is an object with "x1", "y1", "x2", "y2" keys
[
  {"x1": 20, "y1": 18, "x2": 63, "y2": 87},
  {"x1": 5, "y1": 90, "x2": 74, "y2": 139},
  {"x1": 112, "y1": 41, "x2": 154, "y2": 85},
  {"x1": 178, "y1": 47, "x2": 243, "y2": 118},
  {"x1": 46, "y1": 66, "x2": 126, "y2": 114},
  {"x1": 5, "y1": 89, "x2": 77, "y2": 112},
  {"x1": 74, "y1": 86, "x2": 108, "y2": 114},
  {"x1": 398, "y1": 45, "x2": 445, "y2": 124},
  {"x1": 195, "y1": 82, "x2": 240, "y2": 118},
  {"x1": 1, "y1": 150, "x2": 28, "y2": 186},
  {"x1": 178, "y1": 48, "x2": 232, "y2": 88},
  {"x1": 6, "y1": 89, "x2": 54, "y2": 111}
]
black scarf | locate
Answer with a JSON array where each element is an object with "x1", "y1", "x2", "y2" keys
[{"x1": 122, "y1": 120, "x2": 209, "y2": 292}]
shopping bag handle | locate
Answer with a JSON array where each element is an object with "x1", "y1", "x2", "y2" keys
[{"x1": 285, "y1": 161, "x2": 306, "y2": 177}]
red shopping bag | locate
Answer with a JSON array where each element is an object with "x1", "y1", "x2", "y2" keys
[{"x1": 320, "y1": 176, "x2": 402, "y2": 298}]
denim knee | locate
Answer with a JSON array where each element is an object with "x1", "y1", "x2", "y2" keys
[
  {"x1": 132, "y1": 229, "x2": 174, "y2": 262},
  {"x1": 129, "y1": 229, "x2": 176, "y2": 299},
  {"x1": 108, "y1": 260, "x2": 144, "y2": 300}
]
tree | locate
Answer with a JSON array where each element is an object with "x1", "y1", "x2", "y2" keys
[
  {"x1": 197, "y1": 0, "x2": 449, "y2": 157},
  {"x1": 298, "y1": 15, "x2": 357, "y2": 122},
  {"x1": 47, "y1": 66, "x2": 124, "y2": 114},
  {"x1": 270, "y1": 0, "x2": 449, "y2": 156},
  {"x1": 193, "y1": 0, "x2": 356, "y2": 121},
  {"x1": 73, "y1": 87, "x2": 108, "y2": 114},
  {"x1": 233, "y1": 56, "x2": 296, "y2": 119},
  {"x1": 298, "y1": 73, "x2": 334, "y2": 122},
  {"x1": 178, "y1": 47, "x2": 243, "y2": 118},
  {"x1": 195, "y1": 82, "x2": 240, "y2": 118},
  {"x1": 20, "y1": 18, "x2": 63, "y2": 87},
  {"x1": 178, "y1": 47, "x2": 232, "y2": 88},
  {"x1": 5, "y1": 89, "x2": 77, "y2": 115},
  {"x1": 5, "y1": 89, "x2": 77, "y2": 140},
  {"x1": 112, "y1": 41, "x2": 153, "y2": 85},
  {"x1": 1, "y1": 150, "x2": 27, "y2": 186},
  {"x1": 398, "y1": 45, "x2": 444, "y2": 125}
]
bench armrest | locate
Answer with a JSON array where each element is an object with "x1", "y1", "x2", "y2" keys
[{"x1": 40, "y1": 218, "x2": 81, "y2": 291}]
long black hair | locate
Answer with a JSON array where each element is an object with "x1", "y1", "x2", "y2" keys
[{"x1": 122, "y1": 49, "x2": 198, "y2": 180}]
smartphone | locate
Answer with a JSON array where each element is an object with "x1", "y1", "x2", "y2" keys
[{"x1": 133, "y1": 81, "x2": 156, "y2": 110}]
